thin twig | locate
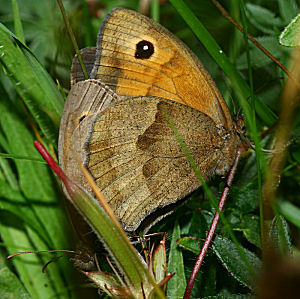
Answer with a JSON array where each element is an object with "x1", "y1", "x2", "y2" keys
[
  {"x1": 183, "y1": 146, "x2": 244, "y2": 299},
  {"x1": 212, "y1": 0, "x2": 300, "y2": 90}
]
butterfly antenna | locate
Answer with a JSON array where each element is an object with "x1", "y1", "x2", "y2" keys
[
  {"x1": 7, "y1": 249, "x2": 75, "y2": 259},
  {"x1": 42, "y1": 253, "x2": 69, "y2": 273},
  {"x1": 8, "y1": 249, "x2": 75, "y2": 273}
]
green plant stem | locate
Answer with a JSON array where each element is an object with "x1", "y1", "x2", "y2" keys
[
  {"x1": 151, "y1": 0, "x2": 160, "y2": 22},
  {"x1": 56, "y1": 0, "x2": 89, "y2": 80},
  {"x1": 239, "y1": 0, "x2": 265, "y2": 255}
]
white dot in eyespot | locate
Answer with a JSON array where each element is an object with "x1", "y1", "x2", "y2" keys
[{"x1": 143, "y1": 45, "x2": 149, "y2": 51}]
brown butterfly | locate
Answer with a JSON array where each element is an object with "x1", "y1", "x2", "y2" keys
[{"x1": 59, "y1": 8, "x2": 240, "y2": 233}]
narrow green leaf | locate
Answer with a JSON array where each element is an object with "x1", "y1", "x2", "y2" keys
[
  {"x1": 153, "y1": 234, "x2": 167, "y2": 283},
  {"x1": 25, "y1": 225, "x2": 75, "y2": 299},
  {"x1": 0, "y1": 155, "x2": 19, "y2": 191},
  {"x1": 240, "y1": 0, "x2": 264, "y2": 255},
  {"x1": 0, "y1": 26, "x2": 63, "y2": 144},
  {"x1": 0, "y1": 267, "x2": 32, "y2": 299},
  {"x1": 0, "y1": 152, "x2": 46, "y2": 163},
  {"x1": 167, "y1": 221, "x2": 186, "y2": 298},
  {"x1": 188, "y1": 210, "x2": 208, "y2": 239},
  {"x1": 213, "y1": 236, "x2": 261, "y2": 289},
  {"x1": 12, "y1": 0, "x2": 25, "y2": 43}
]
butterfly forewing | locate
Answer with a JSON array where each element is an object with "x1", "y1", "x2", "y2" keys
[{"x1": 90, "y1": 8, "x2": 233, "y2": 131}]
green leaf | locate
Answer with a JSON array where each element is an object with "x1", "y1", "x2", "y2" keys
[
  {"x1": 177, "y1": 237, "x2": 200, "y2": 255},
  {"x1": 153, "y1": 233, "x2": 167, "y2": 284},
  {"x1": 0, "y1": 179, "x2": 48, "y2": 242},
  {"x1": 200, "y1": 255, "x2": 217, "y2": 297},
  {"x1": 84, "y1": 271, "x2": 127, "y2": 297},
  {"x1": 291, "y1": 142, "x2": 300, "y2": 164},
  {"x1": 278, "y1": 0, "x2": 298, "y2": 24},
  {"x1": 212, "y1": 236, "x2": 261, "y2": 289},
  {"x1": 0, "y1": 213, "x2": 65, "y2": 299},
  {"x1": 230, "y1": 181, "x2": 258, "y2": 214},
  {"x1": 0, "y1": 154, "x2": 19, "y2": 191},
  {"x1": 0, "y1": 100, "x2": 71, "y2": 251},
  {"x1": 167, "y1": 221, "x2": 186, "y2": 298},
  {"x1": 237, "y1": 36, "x2": 289, "y2": 69},
  {"x1": 277, "y1": 200, "x2": 300, "y2": 228},
  {"x1": 0, "y1": 267, "x2": 32, "y2": 299},
  {"x1": 187, "y1": 210, "x2": 208, "y2": 239},
  {"x1": 279, "y1": 14, "x2": 300, "y2": 46},
  {"x1": 269, "y1": 215, "x2": 292, "y2": 254},
  {"x1": 237, "y1": 214, "x2": 260, "y2": 248},
  {"x1": 246, "y1": 3, "x2": 283, "y2": 34},
  {"x1": 0, "y1": 25, "x2": 63, "y2": 144},
  {"x1": 0, "y1": 101, "x2": 78, "y2": 298}
]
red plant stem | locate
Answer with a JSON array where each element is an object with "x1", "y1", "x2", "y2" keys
[
  {"x1": 33, "y1": 141, "x2": 64, "y2": 179},
  {"x1": 183, "y1": 145, "x2": 244, "y2": 299},
  {"x1": 33, "y1": 141, "x2": 75, "y2": 194}
]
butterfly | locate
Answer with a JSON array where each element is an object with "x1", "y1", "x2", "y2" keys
[{"x1": 58, "y1": 8, "x2": 240, "y2": 233}]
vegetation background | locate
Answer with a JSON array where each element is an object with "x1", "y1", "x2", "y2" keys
[{"x1": 0, "y1": 0, "x2": 299, "y2": 298}]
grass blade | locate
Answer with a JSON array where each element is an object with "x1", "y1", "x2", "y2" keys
[
  {"x1": 12, "y1": 0, "x2": 25, "y2": 43},
  {"x1": 0, "y1": 25, "x2": 63, "y2": 144},
  {"x1": 167, "y1": 221, "x2": 186, "y2": 298}
]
